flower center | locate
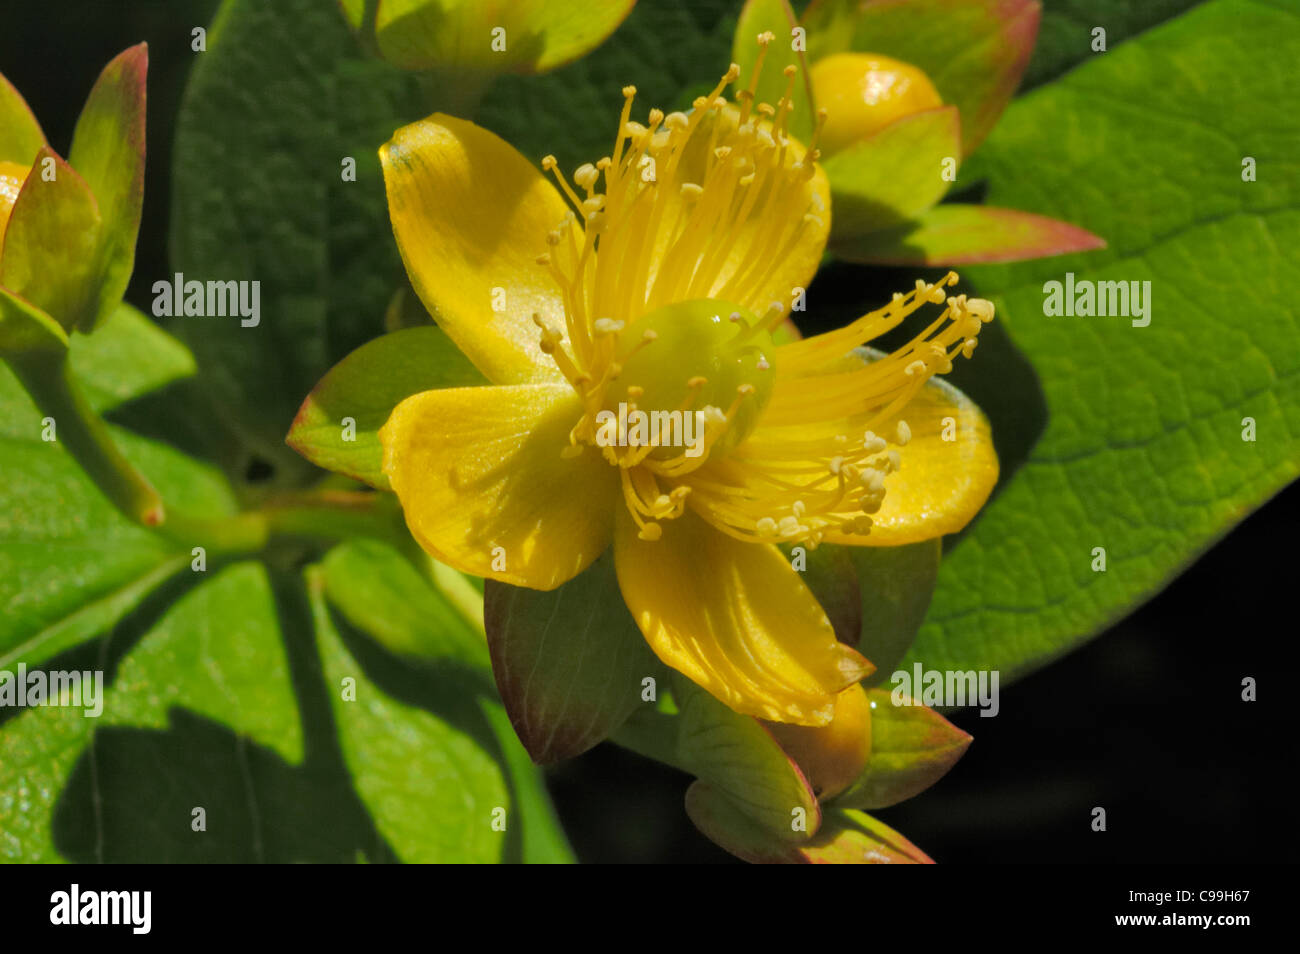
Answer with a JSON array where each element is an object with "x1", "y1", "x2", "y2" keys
[{"x1": 527, "y1": 36, "x2": 825, "y2": 541}]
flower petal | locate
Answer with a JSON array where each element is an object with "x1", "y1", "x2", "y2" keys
[
  {"x1": 380, "y1": 114, "x2": 569, "y2": 385},
  {"x1": 0, "y1": 70, "x2": 47, "y2": 166},
  {"x1": 381, "y1": 382, "x2": 617, "y2": 590},
  {"x1": 823, "y1": 368, "x2": 998, "y2": 546},
  {"x1": 613, "y1": 507, "x2": 870, "y2": 726}
]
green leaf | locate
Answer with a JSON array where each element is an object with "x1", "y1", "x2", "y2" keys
[
  {"x1": 287, "y1": 325, "x2": 486, "y2": 488},
  {"x1": 0, "y1": 286, "x2": 67, "y2": 356},
  {"x1": 731, "y1": 0, "x2": 815, "y2": 142},
  {"x1": 170, "y1": 0, "x2": 430, "y2": 474},
  {"x1": 0, "y1": 70, "x2": 46, "y2": 166},
  {"x1": 798, "y1": 808, "x2": 934, "y2": 863},
  {"x1": 308, "y1": 557, "x2": 575, "y2": 862},
  {"x1": 483, "y1": 552, "x2": 658, "y2": 763},
  {"x1": 836, "y1": 688, "x2": 971, "y2": 810},
  {"x1": 674, "y1": 675, "x2": 819, "y2": 840},
  {"x1": 685, "y1": 782, "x2": 931, "y2": 863},
  {"x1": 0, "y1": 562, "x2": 303, "y2": 861},
  {"x1": 791, "y1": 540, "x2": 939, "y2": 682},
  {"x1": 67, "y1": 301, "x2": 197, "y2": 411},
  {"x1": 850, "y1": 542, "x2": 942, "y2": 685},
  {"x1": 910, "y1": 0, "x2": 1300, "y2": 680},
  {"x1": 835, "y1": 203, "x2": 1106, "y2": 266},
  {"x1": 0, "y1": 305, "x2": 233, "y2": 671},
  {"x1": 1025, "y1": 0, "x2": 1204, "y2": 90},
  {"x1": 803, "y1": 0, "x2": 1040, "y2": 154},
  {"x1": 319, "y1": 538, "x2": 485, "y2": 667},
  {"x1": 822, "y1": 106, "x2": 960, "y2": 239},
  {"x1": 68, "y1": 44, "x2": 148, "y2": 332},
  {"x1": 0, "y1": 147, "x2": 102, "y2": 332}
]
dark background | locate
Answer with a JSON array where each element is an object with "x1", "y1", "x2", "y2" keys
[{"x1": 3, "y1": 0, "x2": 1292, "y2": 864}]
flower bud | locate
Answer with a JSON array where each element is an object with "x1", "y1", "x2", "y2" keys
[{"x1": 809, "y1": 52, "x2": 943, "y2": 156}]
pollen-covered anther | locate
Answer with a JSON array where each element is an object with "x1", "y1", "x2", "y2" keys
[
  {"x1": 593, "y1": 317, "x2": 625, "y2": 335},
  {"x1": 895, "y1": 420, "x2": 912, "y2": 445}
]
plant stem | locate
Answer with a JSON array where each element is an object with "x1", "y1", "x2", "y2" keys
[{"x1": 9, "y1": 348, "x2": 165, "y2": 526}]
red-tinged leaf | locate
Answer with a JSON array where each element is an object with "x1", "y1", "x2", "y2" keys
[
  {"x1": 674, "y1": 675, "x2": 821, "y2": 840},
  {"x1": 822, "y1": 106, "x2": 960, "y2": 239},
  {"x1": 687, "y1": 783, "x2": 932, "y2": 864},
  {"x1": 0, "y1": 71, "x2": 46, "y2": 166},
  {"x1": 0, "y1": 147, "x2": 102, "y2": 332},
  {"x1": 835, "y1": 688, "x2": 972, "y2": 810},
  {"x1": 483, "y1": 552, "x2": 658, "y2": 764},
  {"x1": 835, "y1": 202, "x2": 1106, "y2": 265},
  {"x1": 68, "y1": 43, "x2": 147, "y2": 332},
  {"x1": 732, "y1": 0, "x2": 817, "y2": 143},
  {"x1": 800, "y1": 808, "x2": 934, "y2": 863},
  {"x1": 805, "y1": 0, "x2": 1040, "y2": 155}
]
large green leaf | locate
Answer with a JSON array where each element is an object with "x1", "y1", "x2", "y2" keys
[
  {"x1": 0, "y1": 303, "x2": 225, "y2": 672},
  {"x1": 1025, "y1": 0, "x2": 1205, "y2": 89},
  {"x1": 908, "y1": 0, "x2": 1300, "y2": 679},
  {"x1": 0, "y1": 562, "x2": 304, "y2": 862},
  {"x1": 310, "y1": 548, "x2": 575, "y2": 862},
  {"x1": 169, "y1": 0, "x2": 429, "y2": 477}
]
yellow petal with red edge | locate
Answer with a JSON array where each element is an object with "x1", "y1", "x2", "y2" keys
[
  {"x1": 613, "y1": 507, "x2": 871, "y2": 726},
  {"x1": 381, "y1": 383, "x2": 616, "y2": 590},
  {"x1": 380, "y1": 114, "x2": 569, "y2": 385}
]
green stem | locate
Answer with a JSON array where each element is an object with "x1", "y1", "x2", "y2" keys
[
  {"x1": 9, "y1": 348, "x2": 165, "y2": 526},
  {"x1": 7, "y1": 350, "x2": 408, "y2": 559}
]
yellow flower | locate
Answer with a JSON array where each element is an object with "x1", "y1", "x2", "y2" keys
[{"x1": 377, "y1": 52, "x2": 998, "y2": 727}]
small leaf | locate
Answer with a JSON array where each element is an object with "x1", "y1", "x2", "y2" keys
[
  {"x1": 805, "y1": 0, "x2": 1039, "y2": 155},
  {"x1": 0, "y1": 286, "x2": 67, "y2": 356},
  {"x1": 674, "y1": 675, "x2": 820, "y2": 840},
  {"x1": 850, "y1": 541, "x2": 941, "y2": 685},
  {"x1": 822, "y1": 106, "x2": 960, "y2": 239},
  {"x1": 68, "y1": 44, "x2": 148, "y2": 332},
  {"x1": 799, "y1": 808, "x2": 934, "y2": 863},
  {"x1": 287, "y1": 325, "x2": 486, "y2": 488},
  {"x1": 483, "y1": 551, "x2": 658, "y2": 763},
  {"x1": 836, "y1": 688, "x2": 971, "y2": 810},
  {"x1": 835, "y1": 203, "x2": 1105, "y2": 266},
  {"x1": 732, "y1": 0, "x2": 815, "y2": 142},
  {"x1": 795, "y1": 539, "x2": 940, "y2": 680},
  {"x1": 0, "y1": 70, "x2": 46, "y2": 165},
  {"x1": 686, "y1": 783, "x2": 931, "y2": 863},
  {"x1": 0, "y1": 147, "x2": 102, "y2": 332}
]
